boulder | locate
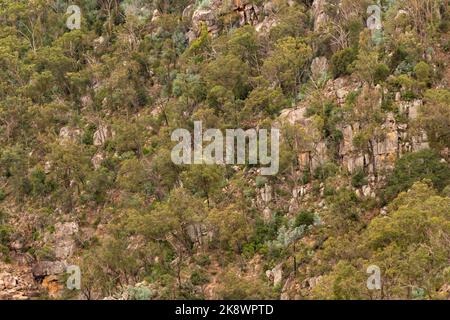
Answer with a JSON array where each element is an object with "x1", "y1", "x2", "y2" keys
[
  {"x1": 92, "y1": 152, "x2": 105, "y2": 169},
  {"x1": 273, "y1": 264, "x2": 283, "y2": 286},
  {"x1": 279, "y1": 107, "x2": 308, "y2": 125},
  {"x1": 311, "y1": 56, "x2": 329, "y2": 80},
  {"x1": 260, "y1": 184, "x2": 272, "y2": 203},
  {"x1": 42, "y1": 275, "x2": 64, "y2": 298},
  {"x1": 312, "y1": 0, "x2": 328, "y2": 31},
  {"x1": 59, "y1": 126, "x2": 81, "y2": 144},
  {"x1": 266, "y1": 263, "x2": 283, "y2": 286},
  {"x1": 53, "y1": 222, "x2": 78, "y2": 260},
  {"x1": 262, "y1": 207, "x2": 272, "y2": 222},
  {"x1": 93, "y1": 125, "x2": 110, "y2": 146},
  {"x1": 0, "y1": 272, "x2": 18, "y2": 289},
  {"x1": 31, "y1": 261, "x2": 66, "y2": 279}
]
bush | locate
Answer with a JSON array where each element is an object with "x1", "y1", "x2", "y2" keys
[
  {"x1": 351, "y1": 167, "x2": 368, "y2": 188},
  {"x1": 127, "y1": 286, "x2": 153, "y2": 300},
  {"x1": 414, "y1": 61, "x2": 431, "y2": 84},
  {"x1": 0, "y1": 210, "x2": 11, "y2": 247},
  {"x1": 384, "y1": 149, "x2": 450, "y2": 201},
  {"x1": 82, "y1": 124, "x2": 96, "y2": 145},
  {"x1": 331, "y1": 48, "x2": 357, "y2": 78},
  {"x1": 314, "y1": 162, "x2": 339, "y2": 181},
  {"x1": 190, "y1": 269, "x2": 210, "y2": 286},
  {"x1": 255, "y1": 176, "x2": 268, "y2": 188},
  {"x1": 373, "y1": 63, "x2": 390, "y2": 84},
  {"x1": 294, "y1": 211, "x2": 315, "y2": 227},
  {"x1": 216, "y1": 268, "x2": 276, "y2": 300},
  {"x1": 443, "y1": 40, "x2": 450, "y2": 52}
]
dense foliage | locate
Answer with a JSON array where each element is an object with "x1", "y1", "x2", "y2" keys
[{"x1": 0, "y1": 0, "x2": 448, "y2": 300}]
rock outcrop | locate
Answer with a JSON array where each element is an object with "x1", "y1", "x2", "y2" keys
[
  {"x1": 0, "y1": 262, "x2": 41, "y2": 300},
  {"x1": 188, "y1": 0, "x2": 283, "y2": 40},
  {"x1": 280, "y1": 76, "x2": 430, "y2": 178}
]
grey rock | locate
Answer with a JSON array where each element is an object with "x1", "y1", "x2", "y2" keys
[
  {"x1": 31, "y1": 261, "x2": 66, "y2": 278},
  {"x1": 311, "y1": 56, "x2": 329, "y2": 80}
]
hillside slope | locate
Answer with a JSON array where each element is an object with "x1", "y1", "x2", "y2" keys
[{"x1": 0, "y1": 0, "x2": 449, "y2": 300}]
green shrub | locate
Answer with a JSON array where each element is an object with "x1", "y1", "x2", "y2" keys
[
  {"x1": 128, "y1": 286, "x2": 153, "y2": 300},
  {"x1": 255, "y1": 176, "x2": 268, "y2": 188},
  {"x1": 373, "y1": 63, "x2": 390, "y2": 84},
  {"x1": 294, "y1": 210, "x2": 315, "y2": 227},
  {"x1": 331, "y1": 48, "x2": 357, "y2": 78},
  {"x1": 195, "y1": 254, "x2": 211, "y2": 267},
  {"x1": 384, "y1": 149, "x2": 450, "y2": 201},
  {"x1": 414, "y1": 61, "x2": 431, "y2": 84},
  {"x1": 351, "y1": 167, "x2": 368, "y2": 188},
  {"x1": 190, "y1": 269, "x2": 210, "y2": 286},
  {"x1": 314, "y1": 162, "x2": 339, "y2": 181},
  {"x1": 443, "y1": 40, "x2": 450, "y2": 52},
  {"x1": 82, "y1": 124, "x2": 96, "y2": 145}
]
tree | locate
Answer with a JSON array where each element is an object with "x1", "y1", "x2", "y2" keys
[
  {"x1": 216, "y1": 268, "x2": 276, "y2": 300},
  {"x1": 384, "y1": 149, "x2": 450, "y2": 201},
  {"x1": 116, "y1": 158, "x2": 149, "y2": 193},
  {"x1": 419, "y1": 89, "x2": 450, "y2": 150},
  {"x1": 180, "y1": 165, "x2": 226, "y2": 205},
  {"x1": 349, "y1": 85, "x2": 385, "y2": 177},
  {"x1": 207, "y1": 205, "x2": 252, "y2": 252},
  {"x1": 366, "y1": 182, "x2": 450, "y2": 299},
  {"x1": 47, "y1": 141, "x2": 91, "y2": 210},
  {"x1": 262, "y1": 37, "x2": 312, "y2": 96},
  {"x1": 312, "y1": 182, "x2": 450, "y2": 300},
  {"x1": 331, "y1": 48, "x2": 357, "y2": 78},
  {"x1": 203, "y1": 54, "x2": 250, "y2": 100},
  {"x1": 129, "y1": 188, "x2": 206, "y2": 289}
]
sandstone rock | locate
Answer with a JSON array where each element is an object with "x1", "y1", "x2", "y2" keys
[
  {"x1": 186, "y1": 223, "x2": 208, "y2": 246},
  {"x1": 279, "y1": 107, "x2": 308, "y2": 125},
  {"x1": 53, "y1": 222, "x2": 79, "y2": 260},
  {"x1": 260, "y1": 184, "x2": 272, "y2": 203},
  {"x1": 311, "y1": 56, "x2": 329, "y2": 80},
  {"x1": 59, "y1": 126, "x2": 81, "y2": 144},
  {"x1": 151, "y1": 9, "x2": 161, "y2": 22},
  {"x1": 93, "y1": 125, "x2": 110, "y2": 146},
  {"x1": 10, "y1": 240, "x2": 23, "y2": 251},
  {"x1": 255, "y1": 16, "x2": 278, "y2": 33},
  {"x1": 182, "y1": 4, "x2": 195, "y2": 20},
  {"x1": 0, "y1": 272, "x2": 18, "y2": 289},
  {"x1": 304, "y1": 275, "x2": 323, "y2": 289},
  {"x1": 80, "y1": 95, "x2": 92, "y2": 108},
  {"x1": 292, "y1": 186, "x2": 307, "y2": 198},
  {"x1": 266, "y1": 264, "x2": 283, "y2": 286},
  {"x1": 92, "y1": 152, "x2": 105, "y2": 169},
  {"x1": 272, "y1": 264, "x2": 283, "y2": 286},
  {"x1": 44, "y1": 160, "x2": 52, "y2": 174},
  {"x1": 93, "y1": 36, "x2": 105, "y2": 50},
  {"x1": 191, "y1": 3, "x2": 220, "y2": 37},
  {"x1": 312, "y1": 0, "x2": 328, "y2": 31},
  {"x1": 262, "y1": 207, "x2": 272, "y2": 222},
  {"x1": 362, "y1": 185, "x2": 372, "y2": 197},
  {"x1": 42, "y1": 275, "x2": 63, "y2": 298},
  {"x1": 336, "y1": 88, "x2": 348, "y2": 100},
  {"x1": 310, "y1": 141, "x2": 328, "y2": 171},
  {"x1": 409, "y1": 99, "x2": 422, "y2": 120}
]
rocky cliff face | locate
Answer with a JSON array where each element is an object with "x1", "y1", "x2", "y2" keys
[
  {"x1": 280, "y1": 74, "x2": 429, "y2": 180},
  {"x1": 0, "y1": 0, "x2": 448, "y2": 300},
  {"x1": 186, "y1": 0, "x2": 286, "y2": 40}
]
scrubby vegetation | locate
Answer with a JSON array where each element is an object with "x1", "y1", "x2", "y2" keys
[{"x1": 0, "y1": 0, "x2": 448, "y2": 300}]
